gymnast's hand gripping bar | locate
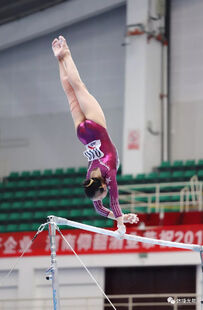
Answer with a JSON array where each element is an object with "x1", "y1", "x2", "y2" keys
[{"x1": 47, "y1": 215, "x2": 203, "y2": 252}]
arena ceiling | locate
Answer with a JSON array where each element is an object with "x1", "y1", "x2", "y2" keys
[{"x1": 0, "y1": 0, "x2": 69, "y2": 26}]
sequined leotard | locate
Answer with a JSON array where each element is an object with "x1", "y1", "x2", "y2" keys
[{"x1": 77, "y1": 120, "x2": 123, "y2": 218}]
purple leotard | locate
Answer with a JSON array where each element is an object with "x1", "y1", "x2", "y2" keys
[{"x1": 77, "y1": 120, "x2": 122, "y2": 218}]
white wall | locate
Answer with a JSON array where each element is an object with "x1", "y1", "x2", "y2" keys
[
  {"x1": 0, "y1": 5, "x2": 125, "y2": 174},
  {"x1": 0, "y1": 251, "x2": 200, "y2": 307},
  {"x1": 170, "y1": 0, "x2": 203, "y2": 160}
]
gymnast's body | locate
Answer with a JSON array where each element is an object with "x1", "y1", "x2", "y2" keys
[{"x1": 52, "y1": 36, "x2": 139, "y2": 235}]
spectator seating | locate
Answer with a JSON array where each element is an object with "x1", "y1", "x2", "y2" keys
[{"x1": 0, "y1": 159, "x2": 203, "y2": 233}]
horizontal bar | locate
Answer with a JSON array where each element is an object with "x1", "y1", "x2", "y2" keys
[{"x1": 48, "y1": 216, "x2": 202, "y2": 252}]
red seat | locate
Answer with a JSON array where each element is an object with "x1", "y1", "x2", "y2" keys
[
  {"x1": 160, "y1": 212, "x2": 181, "y2": 226},
  {"x1": 146, "y1": 213, "x2": 160, "y2": 226},
  {"x1": 181, "y1": 211, "x2": 203, "y2": 225}
]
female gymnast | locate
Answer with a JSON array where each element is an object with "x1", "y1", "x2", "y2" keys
[{"x1": 52, "y1": 36, "x2": 139, "y2": 235}]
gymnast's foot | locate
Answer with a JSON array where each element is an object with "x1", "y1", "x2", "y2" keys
[
  {"x1": 123, "y1": 213, "x2": 139, "y2": 224},
  {"x1": 52, "y1": 35, "x2": 70, "y2": 60}
]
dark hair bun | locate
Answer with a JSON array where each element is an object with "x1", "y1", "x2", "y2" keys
[{"x1": 83, "y1": 177, "x2": 104, "y2": 199}]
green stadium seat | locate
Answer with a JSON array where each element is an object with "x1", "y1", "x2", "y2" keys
[
  {"x1": 160, "y1": 184, "x2": 173, "y2": 192},
  {"x1": 6, "y1": 224, "x2": 18, "y2": 232},
  {"x1": 159, "y1": 171, "x2": 171, "y2": 182},
  {"x1": 28, "y1": 180, "x2": 40, "y2": 189},
  {"x1": 14, "y1": 191, "x2": 25, "y2": 200},
  {"x1": 159, "y1": 195, "x2": 172, "y2": 203},
  {"x1": 105, "y1": 219, "x2": 113, "y2": 227},
  {"x1": 171, "y1": 171, "x2": 184, "y2": 181},
  {"x1": 184, "y1": 160, "x2": 196, "y2": 170},
  {"x1": 31, "y1": 223, "x2": 42, "y2": 231},
  {"x1": 151, "y1": 195, "x2": 170, "y2": 203},
  {"x1": 39, "y1": 189, "x2": 49, "y2": 198},
  {"x1": 43, "y1": 169, "x2": 53, "y2": 178},
  {"x1": 171, "y1": 195, "x2": 180, "y2": 202},
  {"x1": 9, "y1": 212, "x2": 21, "y2": 221},
  {"x1": 93, "y1": 219, "x2": 107, "y2": 227},
  {"x1": 18, "y1": 223, "x2": 31, "y2": 232},
  {"x1": 2, "y1": 192, "x2": 14, "y2": 201},
  {"x1": 135, "y1": 196, "x2": 148, "y2": 203},
  {"x1": 172, "y1": 160, "x2": 183, "y2": 170},
  {"x1": 47, "y1": 199, "x2": 58, "y2": 209},
  {"x1": 31, "y1": 170, "x2": 41, "y2": 179},
  {"x1": 82, "y1": 220, "x2": 94, "y2": 225},
  {"x1": 116, "y1": 174, "x2": 133, "y2": 185},
  {"x1": 64, "y1": 167, "x2": 76, "y2": 176},
  {"x1": 83, "y1": 198, "x2": 91, "y2": 207},
  {"x1": 134, "y1": 206, "x2": 148, "y2": 213},
  {"x1": 145, "y1": 172, "x2": 159, "y2": 183},
  {"x1": 134, "y1": 173, "x2": 146, "y2": 184},
  {"x1": 26, "y1": 190, "x2": 37, "y2": 199},
  {"x1": 21, "y1": 171, "x2": 31, "y2": 179},
  {"x1": 70, "y1": 209, "x2": 81, "y2": 218},
  {"x1": 62, "y1": 178, "x2": 73, "y2": 187},
  {"x1": 0, "y1": 213, "x2": 7, "y2": 221},
  {"x1": 49, "y1": 189, "x2": 61, "y2": 198},
  {"x1": 17, "y1": 181, "x2": 28, "y2": 190},
  {"x1": 82, "y1": 208, "x2": 95, "y2": 217},
  {"x1": 9, "y1": 172, "x2": 20, "y2": 180},
  {"x1": 74, "y1": 177, "x2": 84, "y2": 186},
  {"x1": 56, "y1": 210, "x2": 69, "y2": 218},
  {"x1": 59, "y1": 199, "x2": 71, "y2": 208},
  {"x1": 24, "y1": 201, "x2": 35, "y2": 209},
  {"x1": 49, "y1": 178, "x2": 61, "y2": 187},
  {"x1": 197, "y1": 159, "x2": 203, "y2": 169},
  {"x1": 12, "y1": 201, "x2": 22, "y2": 210},
  {"x1": 69, "y1": 198, "x2": 81, "y2": 207},
  {"x1": 0, "y1": 183, "x2": 4, "y2": 191},
  {"x1": 40, "y1": 179, "x2": 51, "y2": 188},
  {"x1": 60, "y1": 188, "x2": 73, "y2": 197},
  {"x1": 34, "y1": 211, "x2": 46, "y2": 220},
  {"x1": 21, "y1": 212, "x2": 33, "y2": 221},
  {"x1": 45, "y1": 210, "x2": 58, "y2": 217},
  {"x1": 184, "y1": 170, "x2": 196, "y2": 180},
  {"x1": 54, "y1": 168, "x2": 65, "y2": 177},
  {"x1": 117, "y1": 165, "x2": 122, "y2": 175},
  {"x1": 142, "y1": 186, "x2": 156, "y2": 193},
  {"x1": 35, "y1": 200, "x2": 47, "y2": 209},
  {"x1": 77, "y1": 167, "x2": 87, "y2": 176},
  {"x1": 197, "y1": 170, "x2": 203, "y2": 181},
  {"x1": 102, "y1": 197, "x2": 109, "y2": 205},
  {"x1": 158, "y1": 161, "x2": 171, "y2": 171},
  {"x1": 4, "y1": 181, "x2": 17, "y2": 190},
  {"x1": 72, "y1": 188, "x2": 85, "y2": 197},
  {"x1": 0, "y1": 202, "x2": 11, "y2": 211},
  {"x1": 0, "y1": 225, "x2": 6, "y2": 233}
]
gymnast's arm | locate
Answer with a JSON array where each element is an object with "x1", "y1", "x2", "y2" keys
[
  {"x1": 58, "y1": 59, "x2": 73, "y2": 95},
  {"x1": 106, "y1": 169, "x2": 124, "y2": 226}
]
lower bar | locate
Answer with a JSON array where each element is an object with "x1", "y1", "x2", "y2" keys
[{"x1": 48, "y1": 215, "x2": 202, "y2": 252}]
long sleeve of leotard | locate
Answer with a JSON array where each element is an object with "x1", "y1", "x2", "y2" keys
[{"x1": 93, "y1": 169, "x2": 123, "y2": 218}]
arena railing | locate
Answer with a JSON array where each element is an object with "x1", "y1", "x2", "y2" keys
[
  {"x1": 118, "y1": 178, "x2": 203, "y2": 213},
  {"x1": 0, "y1": 293, "x2": 199, "y2": 309}
]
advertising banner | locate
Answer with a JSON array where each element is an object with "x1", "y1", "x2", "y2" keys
[{"x1": 0, "y1": 225, "x2": 202, "y2": 257}]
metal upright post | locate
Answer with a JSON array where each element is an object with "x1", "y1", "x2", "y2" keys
[
  {"x1": 47, "y1": 216, "x2": 61, "y2": 310},
  {"x1": 200, "y1": 250, "x2": 203, "y2": 310}
]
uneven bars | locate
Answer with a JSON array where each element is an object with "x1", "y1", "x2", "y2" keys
[{"x1": 48, "y1": 216, "x2": 202, "y2": 252}]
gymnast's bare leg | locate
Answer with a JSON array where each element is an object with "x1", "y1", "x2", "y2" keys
[{"x1": 52, "y1": 36, "x2": 106, "y2": 128}]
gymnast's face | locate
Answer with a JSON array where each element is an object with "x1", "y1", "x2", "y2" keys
[{"x1": 92, "y1": 183, "x2": 108, "y2": 201}]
